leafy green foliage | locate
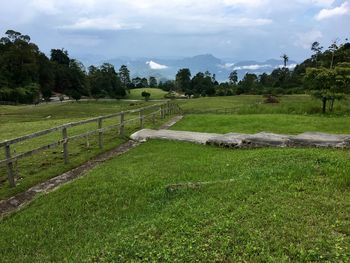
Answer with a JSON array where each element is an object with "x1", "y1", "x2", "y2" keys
[
  {"x1": 141, "y1": 91, "x2": 151, "y2": 101},
  {"x1": 119, "y1": 65, "x2": 131, "y2": 91},
  {"x1": 88, "y1": 63, "x2": 125, "y2": 99},
  {"x1": 175, "y1": 68, "x2": 191, "y2": 91},
  {"x1": 305, "y1": 64, "x2": 350, "y2": 112},
  {"x1": 0, "y1": 30, "x2": 127, "y2": 103}
]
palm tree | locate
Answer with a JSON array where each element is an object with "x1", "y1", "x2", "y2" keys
[
  {"x1": 329, "y1": 39, "x2": 339, "y2": 69},
  {"x1": 281, "y1": 54, "x2": 289, "y2": 68}
]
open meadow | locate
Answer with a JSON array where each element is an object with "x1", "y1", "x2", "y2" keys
[
  {"x1": 0, "y1": 95, "x2": 349, "y2": 261},
  {"x1": 0, "y1": 100, "x2": 173, "y2": 199},
  {"x1": 126, "y1": 88, "x2": 168, "y2": 100}
]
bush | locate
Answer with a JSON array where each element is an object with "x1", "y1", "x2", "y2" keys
[
  {"x1": 141, "y1": 91, "x2": 151, "y2": 101},
  {"x1": 263, "y1": 95, "x2": 280, "y2": 104}
]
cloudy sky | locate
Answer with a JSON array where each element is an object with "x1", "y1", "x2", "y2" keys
[{"x1": 0, "y1": 0, "x2": 349, "y2": 62}]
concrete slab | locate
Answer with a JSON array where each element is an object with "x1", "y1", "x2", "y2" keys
[
  {"x1": 131, "y1": 129, "x2": 350, "y2": 149},
  {"x1": 130, "y1": 129, "x2": 221, "y2": 144}
]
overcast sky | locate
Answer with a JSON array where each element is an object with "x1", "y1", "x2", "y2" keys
[{"x1": 0, "y1": 0, "x2": 349, "y2": 62}]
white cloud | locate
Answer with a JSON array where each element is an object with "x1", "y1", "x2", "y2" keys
[
  {"x1": 218, "y1": 63, "x2": 235, "y2": 69},
  {"x1": 315, "y1": 1, "x2": 350, "y2": 20},
  {"x1": 234, "y1": 64, "x2": 271, "y2": 70},
  {"x1": 146, "y1": 61, "x2": 168, "y2": 70},
  {"x1": 294, "y1": 30, "x2": 323, "y2": 49},
  {"x1": 59, "y1": 17, "x2": 141, "y2": 31},
  {"x1": 276, "y1": 63, "x2": 297, "y2": 69}
]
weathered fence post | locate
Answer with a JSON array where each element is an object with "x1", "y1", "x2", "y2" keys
[
  {"x1": 119, "y1": 112, "x2": 125, "y2": 136},
  {"x1": 152, "y1": 112, "x2": 156, "y2": 125},
  {"x1": 160, "y1": 105, "x2": 164, "y2": 119},
  {"x1": 167, "y1": 101, "x2": 170, "y2": 115},
  {"x1": 86, "y1": 136, "x2": 90, "y2": 148},
  {"x1": 62, "y1": 127, "x2": 69, "y2": 164},
  {"x1": 139, "y1": 109, "x2": 144, "y2": 129},
  {"x1": 98, "y1": 118, "x2": 103, "y2": 149},
  {"x1": 5, "y1": 145, "x2": 16, "y2": 187}
]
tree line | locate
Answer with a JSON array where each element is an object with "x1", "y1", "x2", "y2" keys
[
  {"x1": 1, "y1": 29, "x2": 349, "y2": 110},
  {"x1": 172, "y1": 40, "x2": 350, "y2": 98},
  {"x1": 0, "y1": 30, "x2": 161, "y2": 103},
  {"x1": 172, "y1": 39, "x2": 350, "y2": 111}
]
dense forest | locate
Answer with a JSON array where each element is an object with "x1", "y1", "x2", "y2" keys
[{"x1": 0, "y1": 29, "x2": 349, "y2": 107}]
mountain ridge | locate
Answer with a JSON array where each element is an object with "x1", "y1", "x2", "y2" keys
[{"x1": 78, "y1": 54, "x2": 298, "y2": 82}]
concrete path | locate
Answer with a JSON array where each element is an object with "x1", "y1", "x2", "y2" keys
[{"x1": 131, "y1": 129, "x2": 350, "y2": 149}]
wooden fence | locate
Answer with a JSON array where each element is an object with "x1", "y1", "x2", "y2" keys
[{"x1": 0, "y1": 101, "x2": 182, "y2": 187}]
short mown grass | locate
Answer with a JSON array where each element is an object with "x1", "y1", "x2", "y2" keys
[
  {"x1": 178, "y1": 95, "x2": 350, "y2": 115},
  {"x1": 172, "y1": 114, "x2": 350, "y2": 134},
  {"x1": 0, "y1": 100, "x2": 148, "y2": 140},
  {"x1": 0, "y1": 140, "x2": 349, "y2": 261},
  {"x1": 0, "y1": 100, "x2": 169, "y2": 200}
]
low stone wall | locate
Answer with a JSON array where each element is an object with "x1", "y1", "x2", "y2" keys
[{"x1": 131, "y1": 129, "x2": 350, "y2": 149}]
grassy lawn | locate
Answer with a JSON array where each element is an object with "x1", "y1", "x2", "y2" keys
[
  {"x1": 178, "y1": 95, "x2": 350, "y2": 115},
  {"x1": 0, "y1": 100, "x2": 148, "y2": 140},
  {"x1": 0, "y1": 140, "x2": 349, "y2": 261},
  {"x1": 0, "y1": 101, "x2": 169, "y2": 200},
  {"x1": 126, "y1": 88, "x2": 168, "y2": 100},
  {"x1": 172, "y1": 114, "x2": 350, "y2": 134}
]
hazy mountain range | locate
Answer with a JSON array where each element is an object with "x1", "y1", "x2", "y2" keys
[{"x1": 79, "y1": 54, "x2": 298, "y2": 82}]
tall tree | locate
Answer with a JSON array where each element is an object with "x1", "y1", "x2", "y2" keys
[
  {"x1": 141, "y1": 77, "x2": 149, "y2": 88},
  {"x1": 119, "y1": 65, "x2": 131, "y2": 92},
  {"x1": 238, "y1": 73, "x2": 258, "y2": 94},
  {"x1": 50, "y1": 49, "x2": 71, "y2": 94},
  {"x1": 191, "y1": 72, "x2": 215, "y2": 96},
  {"x1": 304, "y1": 67, "x2": 347, "y2": 113},
  {"x1": 281, "y1": 54, "x2": 289, "y2": 68},
  {"x1": 311, "y1": 41, "x2": 323, "y2": 68},
  {"x1": 229, "y1": 70, "x2": 238, "y2": 85},
  {"x1": 50, "y1": 49, "x2": 70, "y2": 66},
  {"x1": 329, "y1": 39, "x2": 339, "y2": 69},
  {"x1": 0, "y1": 30, "x2": 40, "y2": 103},
  {"x1": 149, "y1": 76, "x2": 158, "y2": 87},
  {"x1": 67, "y1": 60, "x2": 88, "y2": 101},
  {"x1": 175, "y1": 68, "x2": 191, "y2": 92}
]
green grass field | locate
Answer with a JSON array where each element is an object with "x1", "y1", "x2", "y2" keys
[
  {"x1": 0, "y1": 100, "x2": 169, "y2": 199},
  {"x1": 1, "y1": 95, "x2": 350, "y2": 261},
  {"x1": 0, "y1": 100, "x2": 148, "y2": 140},
  {"x1": 0, "y1": 140, "x2": 349, "y2": 261},
  {"x1": 172, "y1": 114, "x2": 350, "y2": 134},
  {"x1": 126, "y1": 88, "x2": 168, "y2": 100},
  {"x1": 178, "y1": 95, "x2": 350, "y2": 115}
]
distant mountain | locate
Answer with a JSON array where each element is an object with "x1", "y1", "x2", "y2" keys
[{"x1": 80, "y1": 54, "x2": 298, "y2": 82}]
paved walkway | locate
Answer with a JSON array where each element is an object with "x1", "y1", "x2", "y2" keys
[{"x1": 131, "y1": 129, "x2": 350, "y2": 149}]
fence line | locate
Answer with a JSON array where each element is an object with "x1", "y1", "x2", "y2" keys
[{"x1": 0, "y1": 101, "x2": 182, "y2": 187}]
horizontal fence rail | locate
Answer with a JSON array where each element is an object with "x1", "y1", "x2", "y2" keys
[{"x1": 0, "y1": 101, "x2": 182, "y2": 187}]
